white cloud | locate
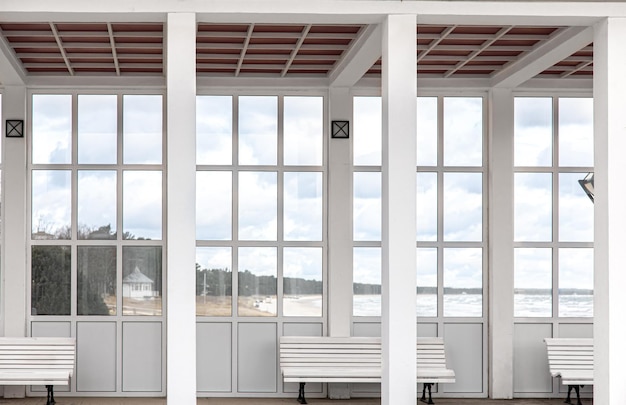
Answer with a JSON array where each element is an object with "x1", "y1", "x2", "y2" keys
[
  {"x1": 196, "y1": 171, "x2": 232, "y2": 240},
  {"x1": 123, "y1": 171, "x2": 162, "y2": 239},
  {"x1": 283, "y1": 247, "x2": 322, "y2": 281},
  {"x1": 239, "y1": 171, "x2": 277, "y2": 240},
  {"x1": 239, "y1": 247, "x2": 276, "y2": 276},
  {"x1": 77, "y1": 170, "x2": 117, "y2": 233},
  {"x1": 31, "y1": 170, "x2": 71, "y2": 236}
]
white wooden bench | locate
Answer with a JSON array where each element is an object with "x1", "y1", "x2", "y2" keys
[
  {"x1": 0, "y1": 337, "x2": 76, "y2": 405},
  {"x1": 544, "y1": 338, "x2": 593, "y2": 405},
  {"x1": 279, "y1": 336, "x2": 455, "y2": 404}
]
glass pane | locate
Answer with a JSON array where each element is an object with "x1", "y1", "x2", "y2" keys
[
  {"x1": 559, "y1": 173, "x2": 594, "y2": 242},
  {"x1": 284, "y1": 96, "x2": 323, "y2": 166},
  {"x1": 514, "y1": 173, "x2": 552, "y2": 242},
  {"x1": 238, "y1": 247, "x2": 277, "y2": 316},
  {"x1": 353, "y1": 247, "x2": 381, "y2": 317},
  {"x1": 417, "y1": 97, "x2": 438, "y2": 166},
  {"x1": 239, "y1": 96, "x2": 277, "y2": 165},
  {"x1": 196, "y1": 171, "x2": 232, "y2": 240},
  {"x1": 196, "y1": 247, "x2": 232, "y2": 316},
  {"x1": 123, "y1": 171, "x2": 162, "y2": 240},
  {"x1": 32, "y1": 94, "x2": 72, "y2": 164},
  {"x1": 559, "y1": 98, "x2": 593, "y2": 167},
  {"x1": 559, "y1": 248, "x2": 593, "y2": 318},
  {"x1": 417, "y1": 248, "x2": 437, "y2": 317},
  {"x1": 78, "y1": 95, "x2": 117, "y2": 164},
  {"x1": 417, "y1": 172, "x2": 437, "y2": 241},
  {"x1": 239, "y1": 171, "x2": 277, "y2": 241},
  {"x1": 77, "y1": 246, "x2": 116, "y2": 315},
  {"x1": 123, "y1": 95, "x2": 162, "y2": 164},
  {"x1": 443, "y1": 248, "x2": 482, "y2": 317},
  {"x1": 514, "y1": 97, "x2": 552, "y2": 167},
  {"x1": 284, "y1": 172, "x2": 322, "y2": 241},
  {"x1": 444, "y1": 172, "x2": 482, "y2": 241},
  {"x1": 31, "y1": 246, "x2": 71, "y2": 315},
  {"x1": 283, "y1": 247, "x2": 323, "y2": 317},
  {"x1": 122, "y1": 246, "x2": 162, "y2": 316},
  {"x1": 354, "y1": 97, "x2": 382, "y2": 166},
  {"x1": 32, "y1": 170, "x2": 71, "y2": 239},
  {"x1": 443, "y1": 97, "x2": 482, "y2": 166},
  {"x1": 78, "y1": 171, "x2": 116, "y2": 240},
  {"x1": 514, "y1": 248, "x2": 552, "y2": 317},
  {"x1": 197, "y1": 96, "x2": 232, "y2": 165},
  {"x1": 354, "y1": 172, "x2": 381, "y2": 241}
]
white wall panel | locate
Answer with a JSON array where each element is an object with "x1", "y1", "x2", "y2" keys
[
  {"x1": 417, "y1": 323, "x2": 438, "y2": 337},
  {"x1": 559, "y1": 323, "x2": 593, "y2": 338},
  {"x1": 513, "y1": 323, "x2": 552, "y2": 394},
  {"x1": 197, "y1": 322, "x2": 232, "y2": 392},
  {"x1": 443, "y1": 323, "x2": 483, "y2": 393},
  {"x1": 77, "y1": 322, "x2": 116, "y2": 392},
  {"x1": 282, "y1": 323, "x2": 323, "y2": 395},
  {"x1": 122, "y1": 322, "x2": 162, "y2": 392},
  {"x1": 353, "y1": 322, "x2": 381, "y2": 337},
  {"x1": 238, "y1": 323, "x2": 277, "y2": 393}
]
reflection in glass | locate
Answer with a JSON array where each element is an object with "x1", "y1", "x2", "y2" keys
[
  {"x1": 239, "y1": 96, "x2": 277, "y2": 165},
  {"x1": 197, "y1": 96, "x2": 232, "y2": 165},
  {"x1": 353, "y1": 97, "x2": 382, "y2": 166},
  {"x1": 238, "y1": 247, "x2": 277, "y2": 316},
  {"x1": 78, "y1": 171, "x2": 116, "y2": 240},
  {"x1": 32, "y1": 170, "x2": 71, "y2": 239},
  {"x1": 514, "y1": 173, "x2": 552, "y2": 242},
  {"x1": 559, "y1": 248, "x2": 593, "y2": 318},
  {"x1": 78, "y1": 246, "x2": 116, "y2": 315},
  {"x1": 123, "y1": 171, "x2": 162, "y2": 240},
  {"x1": 196, "y1": 247, "x2": 232, "y2": 316},
  {"x1": 196, "y1": 171, "x2": 232, "y2": 240},
  {"x1": 122, "y1": 246, "x2": 162, "y2": 316},
  {"x1": 239, "y1": 172, "x2": 277, "y2": 241},
  {"x1": 32, "y1": 94, "x2": 72, "y2": 164},
  {"x1": 559, "y1": 173, "x2": 594, "y2": 242},
  {"x1": 417, "y1": 172, "x2": 437, "y2": 241},
  {"x1": 284, "y1": 172, "x2": 322, "y2": 241},
  {"x1": 123, "y1": 95, "x2": 162, "y2": 164},
  {"x1": 514, "y1": 248, "x2": 552, "y2": 317},
  {"x1": 417, "y1": 248, "x2": 437, "y2": 317},
  {"x1": 284, "y1": 97, "x2": 323, "y2": 166},
  {"x1": 559, "y1": 98, "x2": 593, "y2": 167},
  {"x1": 31, "y1": 246, "x2": 71, "y2": 315},
  {"x1": 353, "y1": 247, "x2": 381, "y2": 317},
  {"x1": 78, "y1": 95, "x2": 117, "y2": 164},
  {"x1": 283, "y1": 247, "x2": 322, "y2": 317},
  {"x1": 443, "y1": 248, "x2": 482, "y2": 317},
  {"x1": 354, "y1": 172, "x2": 381, "y2": 241},
  {"x1": 417, "y1": 97, "x2": 438, "y2": 166},
  {"x1": 444, "y1": 172, "x2": 482, "y2": 241},
  {"x1": 514, "y1": 97, "x2": 552, "y2": 167},
  {"x1": 444, "y1": 97, "x2": 482, "y2": 166}
]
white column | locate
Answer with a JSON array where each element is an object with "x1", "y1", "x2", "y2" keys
[
  {"x1": 2, "y1": 85, "x2": 27, "y2": 399},
  {"x1": 381, "y1": 14, "x2": 417, "y2": 405},
  {"x1": 593, "y1": 17, "x2": 626, "y2": 405},
  {"x1": 166, "y1": 12, "x2": 197, "y2": 405},
  {"x1": 327, "y1": 87, "x2": 353, "y2": 399},
  {"x1": 487, "y1": 88, "x2": 514, "y2": 399}
]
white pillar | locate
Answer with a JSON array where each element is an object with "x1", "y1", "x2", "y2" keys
[
  {"x1": 166, "y1": 12, "x2": 197, "y2": 405},
  {"x1": 327, "y1": 87, "x2": 353, "y2": 399},
  {"x1": 487, "y1": 88, "x2": 514, "y2": 399},
  {"x1": 2, "y1": 85, "x2": 27, "y2": 399},
  {"x1": 593, "y1": 17, "x2": 626, "y2": 405},
  {"x1": 381, "y1": 14, "x2": 417, "y2": 405}
]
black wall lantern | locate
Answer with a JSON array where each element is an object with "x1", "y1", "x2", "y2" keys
[
  {"x1": 5, "y1": 119, "x2": 24, "y2": 138},
  {"x1": 331, "y1": 120, "x2": 349, "y2": 139}
]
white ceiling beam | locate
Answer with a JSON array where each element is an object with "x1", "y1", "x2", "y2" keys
[
  {"x1": 329, "y1": 24, "x2": 381, "y2": 87},
  {"x1": 491, "y1": 25, "x2": 593, "y2": 88},
  {"x1": 0, "y1": 37, "x2": 25, "y2": 85}
]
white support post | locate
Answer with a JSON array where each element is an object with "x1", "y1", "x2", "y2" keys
[
  {"x1": 327, "y1": 87, "x2": 353, "y2": 399},
  {"x1": 166, "y1": 12, "x2": 197, "y2": 405},
  {"x1": 2, "y1": 85, "x2": 27, "y2": 399},
  {"x1": 488, "y1": 88, "x2": 514, "y2": 399},
  {"x1": 381, "y1": 14, "x2": 417, "y2": 405},
  {"x1": 593, "y1": 17, "x2": 626, "y2": 405}
]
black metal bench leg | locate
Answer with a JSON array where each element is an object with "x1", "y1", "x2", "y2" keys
[
  {"x1": 46, "y1": 385, "x2": 55, "y2": 405},
  {"x1": 420, "y1": 383, "x2": 434, "y2": 404},
  {"x1": 565, "y1": 385, "x2": 583, "y2": 405},
  {"x1": 297, "y1": 382, "x2": 307, "y2": 404},
  {"x1": 573, "y1": 385, "x2": 582, "y2": 405}
]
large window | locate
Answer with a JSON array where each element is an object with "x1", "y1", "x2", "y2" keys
[
  {"x1": 30, "y1": 93, "x2": 164, "y2": 317},
  {"x1": 196, "y1": 95, "x2": 325, "y2": 318},
  {"x1": 513, "y1": 96, "x2": 594, "y2": 318}
]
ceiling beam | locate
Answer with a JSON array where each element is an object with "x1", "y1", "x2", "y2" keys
[
  {"x1": 329, "y1": 23, "x2": 381, "y2": 87},
  {"x1": 0, "y1": 27, "x2": 25, "y2": 85},
  {"x1": 490, "y1": 25, "x2": 593, "y2": 88}
]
